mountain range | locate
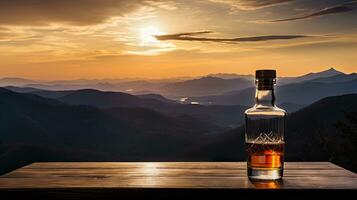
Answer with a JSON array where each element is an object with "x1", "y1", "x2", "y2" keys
[
  {"x1": 4, "y1": 87, "x2": 248, "y2": 128},
  {"x1": 278, "y1": 67, "x2": 343, "y2": 84},
  {"x1": 0, "y1": 88, "x2": 222, "y2": 174},
  {"x1": 0, "y1": 88, "x2": 356, "y2": 175},
  {"x1": 187, "y1": 72, "x2": 357, "y2": 107},
  {"x1": 160, "y1": 76, "x2": 252, "y2": 97},
  {"x1": 0, "y1": 68, "x2": 345, "y2": 98},
  {"x1": 1, "y1": 67, "x2": 356, "y2": 175},
  {"x1": 4, "y1": 68, "x2": 356, "y2": 129},
  {"x1": 206, "y1": 68, "x2": 342, "y2": 84}
]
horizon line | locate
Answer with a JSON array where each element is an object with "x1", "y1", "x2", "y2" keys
[{"x1": 0, "y1": 67, "x2": 348, "y2": 82}]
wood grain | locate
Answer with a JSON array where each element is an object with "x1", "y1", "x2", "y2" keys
[{"x1": 0, "y1": 162, "x2": 356, "y2": 199}]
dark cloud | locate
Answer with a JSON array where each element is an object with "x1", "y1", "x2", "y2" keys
[
  {"x1": 155, "y1": 31, "x2": 213, "y2": 40},
  {"x1": 155, "y1": 31, "x2": 307, "y2": 43},
  {"x1": 271, "y1": 1, "x2": 357, "y2": 22},
  {"x1": 210, "y1": 0, "x2": 294, "y2": 10},
  {"x1": 0, "y1": 0, "x2": 172, "y2": 26}
]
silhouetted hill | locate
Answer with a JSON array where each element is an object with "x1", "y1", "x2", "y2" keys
[
  {"x1": 58, "y1": 89, "x2": 167, "y2": 108},
  {"x1": 306, "y1": 73, "x2": 357, "y2": 83},
  {"x1": 1, "y1": 89, "x2": 356, "y2": 173},
  {"x1": 5, "y1": 86, "x2": 176, "y2": 103},
  {"x1": 278, "y1": 102, "x2": 306, "y2": 113},
  {"x1": 4, "y1": 87, "x2": 249, "y2": 127},
  {"x1": 5, "y1": 86, "x2": 73, "y2": 98},
  {"x1": 279, "y1": 68, "x2": 344, "y2": 84},
  {"x1": 160, "y1": 76, "x2": 252, "y2": 97},
  {"x1": 276, "y1": 79, "x2": 357, "y2": 105},
  {"x1": 187, "y1": 94, "x2": 357, "y2": 172},
  {"x1": 136, "y1": 93, "x2": 177, "y2": 104},
  {"x1": 24, "y1": 80, "x2": 168, "y2": 94},
  {"x1": 152, "y1": 104, "x2": 248, "y2": 128},
  {"x1": 188, "y1": 78, "x2": 357, "y2": 107},
  {"x1": 25, "y1": 83, "x2": 123, "y2": 92},
  {"x1": 0, "y1": 88, "x2": 222, "y2": 174},
  {"x1": 4, "y1": 86, "x2": 43, "y2": 93},
  {"x1": 296, "y1": 68, "x2": 343, "y2": 81},
  {"x1": 56, "y1": 89, "x2": 248, "y2": 127},
  {"x1": 105, "y1": 107, "x2": 219, "y2": 138}
]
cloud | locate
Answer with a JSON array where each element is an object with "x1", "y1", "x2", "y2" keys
[
  {"x1": 0, "y1": 32, "x2": 12, "y2": 40},
  {"x1": 210, "y1": 0, "x2": 294, "y2": 10},
  {"x1": 271, "y1": 1, "x2": 357, "y2": 22},
  {"x1": 155, "y1": 31, "x2": 308, "y2": 43},
  {"x1": 0, "y1": 0, "x2": 174, "y2": 26}
]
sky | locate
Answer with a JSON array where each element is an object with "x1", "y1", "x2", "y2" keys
[{"x1": 0, "y1": 0, "x2": 357, "y2": 80}]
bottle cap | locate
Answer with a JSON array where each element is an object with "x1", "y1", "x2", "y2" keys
[{"x1": 256, "y1": 70, "x2": 276, "y2": 79}]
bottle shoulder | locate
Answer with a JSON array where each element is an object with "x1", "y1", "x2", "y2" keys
[{"x1": 245, "y1": 105, "x2": 286, "y2": 116}]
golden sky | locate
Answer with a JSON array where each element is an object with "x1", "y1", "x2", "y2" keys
[{"x1": 0, "y1": 0, "x2": 357, "y2": 80}]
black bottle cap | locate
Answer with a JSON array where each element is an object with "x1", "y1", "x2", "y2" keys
[{"x1": 256, "y1": 70, "x2": 276, "y2": 79}]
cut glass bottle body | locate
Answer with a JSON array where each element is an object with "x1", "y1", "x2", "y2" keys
[{"x1": 245, "y1": 70, "x2": 286, "y2": 180}]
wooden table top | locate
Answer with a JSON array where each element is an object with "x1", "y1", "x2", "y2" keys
[{"x1": 0, "y1": 162, "x2": 356, "y2": 190}]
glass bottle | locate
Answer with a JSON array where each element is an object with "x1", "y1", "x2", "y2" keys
[{"x1": 245, "y1": 70, "x2": 286, "y2": 180}]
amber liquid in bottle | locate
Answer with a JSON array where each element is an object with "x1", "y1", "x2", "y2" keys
[{"x1": 246, "y1": 142, "x2": 284, "y2": 169}]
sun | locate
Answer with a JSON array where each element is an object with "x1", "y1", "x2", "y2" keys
[
  {"x1": 129, "y1": 25, "x2": 175, "y2": 55},
  {"x1": 139, "y1": 26, "x2": 165, "y2": 45}
]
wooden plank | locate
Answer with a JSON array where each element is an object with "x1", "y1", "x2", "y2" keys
[
  {"x1": 22, "y1": 162, "x2": 342, "y2": 169},
  {"x1": 3, "y1": 162, "x2": 353, "y2": 178},
  {"x1": 8, "y1": 162, "x2": 350, "y2": 171},
  {"x1": 2, "y1": 168, "x2": 354, "y2": 178},
  {"x1": 0, "y1": 162, "x2": 356, "y2": 190}
]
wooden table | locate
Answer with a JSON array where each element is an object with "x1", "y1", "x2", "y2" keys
[{"x1": 0, "y1": 162, "x2": 356, "y2": 199}]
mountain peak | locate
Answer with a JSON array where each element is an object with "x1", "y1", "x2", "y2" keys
[
  {"x1": 328, "y1": 67, "x2": 336, "y2": 71},
  {"x1": 294, "y1": 67, "x2": 344, "y2": 82},
  {"x1": 318, "y1": 67, "x2": 344, "y2": 76},
  {"x1": 325, "y1": 67, "x2": 342, "y2": 73}
]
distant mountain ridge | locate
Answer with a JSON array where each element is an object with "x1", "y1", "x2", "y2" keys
[
  {"x1": 6, "y1": 68, "x2": 355, "y2": 118},
  {"x1": 291, "y1": 68, "x2": 343, "y2": 83},
  {"x1": 0, "y1": 77, "x2": 39, "y2": 86},
  {"x1": 205, "y1": 73, "x2": 253, "y2": 80},
  {"x1": 306, "y1": 73, "x2": 357, "y2": 83},
  {"x1": 187, "y1": 72, "x2": 357, "y2": 107},
  {"x1": 160, "y1": 76, "x2": 253, "y2": 97},
  {"x1": 0, "y1": 68, "x2": 347, "y2": 98}
]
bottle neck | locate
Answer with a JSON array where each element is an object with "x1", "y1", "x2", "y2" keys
[{"x1": 255, "y1": 78, "x2": 276, "y2": 107}]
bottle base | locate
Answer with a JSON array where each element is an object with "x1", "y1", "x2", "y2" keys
[{"x1": 248, "y1": 167, "x2": 283, "y2": 180}]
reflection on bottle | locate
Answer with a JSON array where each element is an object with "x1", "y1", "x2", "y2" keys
[{"x1": 250, "y1": 179, "x2": 283, "y2": 189}]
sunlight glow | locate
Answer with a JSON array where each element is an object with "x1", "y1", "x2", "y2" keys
[
  {"x1": 125, "y1": 25, "x2": 175, "y2": 55},
  {"x1": 140, "y1": 26, "x2": 165, "y2": 46}
]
